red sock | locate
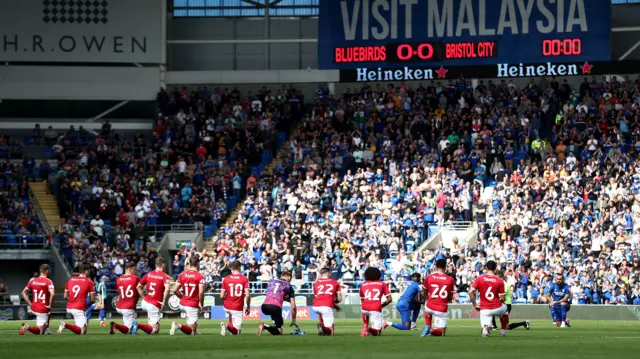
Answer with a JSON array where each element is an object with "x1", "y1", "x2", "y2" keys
[
  {"x1": 27, "y1": 326, "x2": 42, "y2": 335},
  {"x1": 115, "y1": 323, "x2": 129, "y2": 334},
  {"x1": 500, "y1": 315, "x2": 509, "y2": 330},
  {"x1": 368, "y1": 328, "x2": 380, "y2": 336},
  {"x1": 322, "y1": 325, "x2": 333, "y2": 335},
  {"x1": 64, "y1": 323, "x2": 83, "y2": 335},
  {"x1": 431, "y1": 328, "x2": 444, "y2": 336},
  {"x1": 425, "y1": 314, "x2": 432, "y2": 327},
  {"x1": 227, "y1": 324, "x2": 238, "y2": 335},
  {"x1": 179, "y1": 324, "x2": 193, "y2": 335},
  {"x1": 137, "y1": 324, "x2": 154, "y2": 334}
]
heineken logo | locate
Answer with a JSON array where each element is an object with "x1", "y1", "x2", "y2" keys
[{"x1": 497, "y1": 62, "x2": 593, "y2": 78}]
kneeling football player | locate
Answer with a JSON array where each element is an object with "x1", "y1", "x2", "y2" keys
[
  {"x1": 360, "y1": 267, "x2": 392, "y2": 336},
  {"x1": 170, "y1": 256, "x2": 205, "y2": 335},
  {"x1": 312, "y1": 268, "x2": 342, "y2": 336}
]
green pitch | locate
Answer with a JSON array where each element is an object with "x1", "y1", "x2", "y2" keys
[{"x1": 1, "y1": 320, "x2": 638, "y2": 359}]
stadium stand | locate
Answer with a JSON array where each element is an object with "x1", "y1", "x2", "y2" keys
[{"x1": 3, "y1": 0, "x2": 640, "y2": 310}]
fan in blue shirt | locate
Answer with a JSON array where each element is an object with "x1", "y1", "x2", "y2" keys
[
  {"x1": 547, "y1": 273, "x2": 571, "y2": 328},
  {"x1": 388, "y1": 273, "x2": 423, "y2": 331}
]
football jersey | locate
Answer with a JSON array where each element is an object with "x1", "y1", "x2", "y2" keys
[
  {"x1": 424, "y1": 272, "x2": 456, "y2": 312},
  {"x1": 177, "y1": 270, "x2": 205, "y2": 308},
  {"x1": 26, "y1": 276, "x2": 54, "y2": 314},
  {"x1": 222, "y1": 273, "x2": 249, "y2": 311},
  {"x1": 116, "y1": 274, "x2": 140, "y2": 310},
  {"x1": 359, "y1": 280, "x2": 390, "y2": 312},
  {"x1": 65, "y1": 276, "x2": 95, "y2": 311},
  {"x1": 549, "y1": 283, "x2": 570, "y2": 302},
  {"x1": 264, "y1": 279, "x2": 294, "y2": 308},
  {"x1": 313, "y1": 278, "x2": 341, "y2": 308},
  {"x1": 140, "y1": 270, "x2": 171, "y2": 308},
  {"x1": 471, "y1": 274, "x2": 505, "y2": 310}
]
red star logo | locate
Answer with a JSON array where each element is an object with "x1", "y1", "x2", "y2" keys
[
  {"x1": 466, "y1": 307, "x2": 480, "y2": 319},
  {"x1": 436, "y1": 66, "x2": 448, "y2": 79},
  {"x1": 580, "y1": 61, "x2": 593, "y2": 74}
]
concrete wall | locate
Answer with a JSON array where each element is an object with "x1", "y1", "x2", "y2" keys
[
  {"x1": 0, "y1": 260, "x2": 48, "y2": 295},
  {"x1": 0, "y1": 66, "x2": 160, "y2": 101},
  {"x1": 167, "y1": 17, "x2": 318, "y2": 71}
]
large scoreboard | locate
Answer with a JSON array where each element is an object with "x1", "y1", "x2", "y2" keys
[{"x1": 318, "y1": 0, "x2": 611, "y2": 70}]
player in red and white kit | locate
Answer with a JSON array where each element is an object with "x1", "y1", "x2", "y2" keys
[
  {"x1": 220, "y1": 260, "x2": 250, "y2": 336},
  {"x1": 421, "y1": 258, "x2": 456, "y2": 337},
  {"x1": 312, "y1": 267, "x2": 342, "y2": 336},
  {"x1": 58, "y1": 265, "x2": 95, "y2": 335},
  {"x1": 170, "y1": 256, "x2": 205, "y2": 336},
  {"x1": 469, "y1": 260, "x2": 509, "y2": 337},
  {"x1": 20, "y1": 264, "x2": 55, "y2": 335},
  {"x1": 359, "y1": 267, "x2": 392, "y2": 337},
  {"x1": 136, "y1": 257, "x2": 171, "y2": 335},
  {"x1": 110, "y1": 261, "x2": 140, "y2": 335}
]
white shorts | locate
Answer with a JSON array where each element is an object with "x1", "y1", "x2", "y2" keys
[
  {"x1": 141, "y1": 300, "x2": 161, "y2": 325},
  {"x1": 33, "y1": 311, "x2": 49, "y2": 327},
  {"x1": 116, "y1": 308, "x2": 137, "y2": 328},
  {"x1": 424, "y1": 306, "x2": 449, "y2": 328},
  {"x1": 361, "y1": 310, "x2": 383, "y2": 330},
  {"x1": 66, "y1": 308, "x2": 87, "y2": 328},
  {"x1": 223, "y1": 308, "x2": 243, "y2": 329},
  {"x1": 479, "y1": 304, "x2": 509, "y2": 328},
  {"x1": 179, "y1": 305, "x2": 199, "y2": 325},
  {"x1": 312, "y1": 306, "x2": 335, "y2": 327}
]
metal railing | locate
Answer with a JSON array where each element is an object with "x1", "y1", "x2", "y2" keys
[{"x1": 0, "y1": 236, "x2": 49, "y2": 250}]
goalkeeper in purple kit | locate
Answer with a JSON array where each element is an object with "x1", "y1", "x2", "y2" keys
[{"x1": 258, "y1": 271, "x2": 297, "y2": 336}]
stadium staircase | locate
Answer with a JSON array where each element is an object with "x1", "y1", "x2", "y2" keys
[
  {"x1": 29, "y1": 182, "x2": 61, "y2": 227},
  {"x1": 203, "y1": 126, "x2": 297, "y2": 253},
  {"x1": 413, "y1": 221, "x2": 479, "y2": 254}
]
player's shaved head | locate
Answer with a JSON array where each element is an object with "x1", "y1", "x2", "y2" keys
[
  {"x1": 486, "y1": 260, "x2": 497, "y2": 271},
  {"x1": 320, "y1": 267, "x2": 331, "y2": 277},
  {"x1": 40, "y1": 264, "x2": 50, "y2": 274},
  {"x1": 410, "y1": 272, "x2": 421, "y2": 282},
  {"x1": 435, "y1": 259, "x2": 447, "y2": 269},
  {"x1": 230, "y1": 260, "x2": 242, "y2": 272},
  {"x1": 364, "y1": 267, "x2": 381, "y2": 281}
]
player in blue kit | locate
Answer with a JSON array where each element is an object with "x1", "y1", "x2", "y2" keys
[
  {"x1": 547, "y1": 273, "x2": 571, "y2": 328},
  {"x1": 387, "y1": 273, "x2": 423, "y2": 331},
  {"x1": 85, "y1": 276, "x2": 107, "y2": 326}
]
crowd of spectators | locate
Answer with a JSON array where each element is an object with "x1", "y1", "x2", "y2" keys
[
  {"x1": 15, "y1": 73, "x2": 640, "y2": 305},
  {"x1": 0, "y1": 160, "x2": 46, "y2": 248},
  {"x1": 188, "y1": 75, "x2": 640, "y2": 305},
  {"x1": 44, "y1": 85, "x2": 302, "y2": 286}
]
